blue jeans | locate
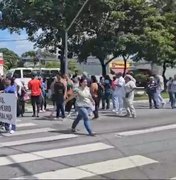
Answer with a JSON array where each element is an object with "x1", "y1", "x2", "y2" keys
[
  {"x1": 56, "y1": 102, "x2": 65, "y2": 118},
  {"x1": 5, "y1": 123, "x2": 16, "y2": 131},
  {"x1": 171, "y1": 92, "x2": 176, "y2": 108},
  {"x1": 72, "y1": 107, "x2": 92, "y2": 134}
]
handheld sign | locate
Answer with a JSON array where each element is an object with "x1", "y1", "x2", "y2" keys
[{"x1": 0, "y1": 93, "x2": 17, "y2": 125}]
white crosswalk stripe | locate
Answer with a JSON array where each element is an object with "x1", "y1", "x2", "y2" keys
[
  {"x1": 0, "y1": 143, "x2": 113, "y2": 167},
  {"x1": 0, "y1": 134, "x2": 78, "y2": 147},
  {"x1": 116, "y1": 124, "x2": 176, "y2": 137},
  {"x1": 17, "y1": 123, "x2": 37, "y2": 128},
  {"x1": 14, "y1": 155, "x2": 158, "y2": 179},
  {"x1": 3, "y1": 128, "x2": 55, "y2": 137},
  {"x1": 0, "y1": 121, "x2": 166, "y2": 179}
]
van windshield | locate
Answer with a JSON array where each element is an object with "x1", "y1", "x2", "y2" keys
[{"x1": 23, "y1": 70, "x2": 32, "y2": 78}]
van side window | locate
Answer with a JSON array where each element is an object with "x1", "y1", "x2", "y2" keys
[
  {"x1": 14, "y1": 70, "x2": 21, "y2": 78},
  {"x1": 23, "y1": 70, "x2": 32, "y2": 78}
]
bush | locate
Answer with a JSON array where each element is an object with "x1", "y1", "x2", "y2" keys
[{"x1": 134, "y1": 73, "x2": 149, "y2": 87}]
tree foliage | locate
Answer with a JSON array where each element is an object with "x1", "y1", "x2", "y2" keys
[
  {"x1": 0, "y1": 48, "x2": 19, "y2": 70},
  {"x1": 0, "y1": 0, "x2": 176, "y2": 76}
]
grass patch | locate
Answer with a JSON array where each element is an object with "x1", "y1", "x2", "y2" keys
[{"x1": 134, "y1": 92, "x2": 169, "y2": 101}]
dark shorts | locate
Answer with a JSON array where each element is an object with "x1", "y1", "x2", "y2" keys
[{"x1": 31, "y1": 96, "x2": 40, "y2": 105}]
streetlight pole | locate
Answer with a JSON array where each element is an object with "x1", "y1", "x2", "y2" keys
[
  {"x1": 64, "y1": 0, "x2": 89, "y2": 74},
  {"x1": 0, "y1": 11, "x2": 3, "y2": 21}
]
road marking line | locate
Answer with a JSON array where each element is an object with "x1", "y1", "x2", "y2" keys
[
  {"x1": 0, "y1": 143, "x2": 113, "y2": 167},
  {"x1": 0, "y1": 134, "x2": 78, "y2": 147},
  {"x1": 17, "y1": 123, "x2": 37, "y2": 128},
  {"x1": 3, "y1": 128, "x2": 55, "y2": 137},
  {"x1": 171, "y1": 177, "x2": 176, "y2": 179},
  {"x1": 116, "y1": 124, "x2": 176, "y2": 136},
  {"x1": 14, "y1": 155, "x2": 158, "y2": 179}
]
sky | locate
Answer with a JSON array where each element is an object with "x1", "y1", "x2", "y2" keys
[{"x1": 0, "y1": 30, "x2": 35, "y2": 56}]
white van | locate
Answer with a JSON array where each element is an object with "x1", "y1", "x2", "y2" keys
[{"x1": 6, "y1": 67, "x2": 60, "y2": 88}]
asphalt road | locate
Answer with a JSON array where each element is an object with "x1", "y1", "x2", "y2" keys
[{"x1": 0, "y1": 101, "x2": 176, "y2": 179}]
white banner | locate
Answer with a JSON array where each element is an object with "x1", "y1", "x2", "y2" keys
[{"x1": 0, "y1": 93, "x2": 17, "y2": 125}]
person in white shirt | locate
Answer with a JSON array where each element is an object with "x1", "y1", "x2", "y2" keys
[
  {"x1": 124, "y1": 74, "x2": 136, "y2": 118},
  {"x1": 154, "y1": 74, "x2": 165, "y2": 107},
  {"x1": 113, "y1": 73, "x2": 125, "y2": 115}
]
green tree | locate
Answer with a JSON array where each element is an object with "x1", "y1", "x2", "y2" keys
[
  {"x1": 0, "y1": 48, "x2": 19, "y2": 70},
  {"x1": 134, "y1": 0, "x2": 176, "y2": 88},
  {"x1": 0, "y1": 0, "x2": 106, "y2": 74},
  {"x1": 45, "y1": 61, "x2": 60, "y2": 68},
  {"x1": 21, "y1": 51, "x2": 36, "y2": 58},
  {"x1": 68, "y1": 60, "x2": 80, "y2": 74},
  {"x1": 73, "y1": 0, "x2": 157, "y2": 76}
]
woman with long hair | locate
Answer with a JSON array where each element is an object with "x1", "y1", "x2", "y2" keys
[
  {"x1": 65, "y1": 77, "x2": 95, "y2": 136},
  {"x1": 90, "y1": 75, "x2": 99, "y2": 119}
]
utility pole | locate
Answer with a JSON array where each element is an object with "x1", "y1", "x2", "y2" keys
[{"x1": 64, "y1": 0, "x2": 89, "y2": 74}]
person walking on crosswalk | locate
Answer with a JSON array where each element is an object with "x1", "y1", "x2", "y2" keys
[{"x1": 66, "y1": 77, "x2": 96, "y2": 136}]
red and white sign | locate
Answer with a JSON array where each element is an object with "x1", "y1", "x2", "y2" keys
[{"x1": 0, "y1": 57, "x2": 4, "y2": 65}]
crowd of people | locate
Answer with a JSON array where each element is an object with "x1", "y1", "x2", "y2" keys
[{"x1": 0, "y1": 71, "x2": 175, "y2": 135}]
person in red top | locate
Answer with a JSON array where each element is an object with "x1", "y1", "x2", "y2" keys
[{"x1": 28, "y1": 74, "x2": 42, "y2": 117}]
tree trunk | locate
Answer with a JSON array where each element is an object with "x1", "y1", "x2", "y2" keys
[
  {"x1": 101, "y1": 62, "x2": 107, "y2": 77},
  {"x1": 60, "y1": 36, "x2": 65, "y2": 75},
  {"x1": 60, "y1": 57, "x2": 65, "y2": 75},
  {"x1": 162, "y1": 61, "x2": 167, "y2": 91},
  {"x1": 123, "y1": 56, "x2": 127, "y2": 77}
]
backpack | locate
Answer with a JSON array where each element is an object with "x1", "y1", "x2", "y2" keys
[{"x1": 97, "y1": 83, "x2": 104, "y2": 97}]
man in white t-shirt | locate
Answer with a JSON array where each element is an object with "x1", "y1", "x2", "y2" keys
[
  {"x1": 113, "y1": 73, "x2": 125, "y2": 115},
  {"x1": 154, "y1": 74, "x2": 165, "y2": 108},
  {"x1": 124, "y1": 74, "x2": 136, "y2": 118}
]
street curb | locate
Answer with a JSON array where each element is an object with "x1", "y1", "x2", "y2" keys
[{"x1": 134, "y1": 98, "x2": 169, "y2": 103}]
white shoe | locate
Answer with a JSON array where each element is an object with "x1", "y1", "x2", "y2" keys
[
  {"x1": 0, "y1": 126, "x2": 5, "y2": 131},
  {"x1": 10, "y1": 130, "x2": 15, "y2": 134},
  {"x1": 112, "y1": 109, "x2": 116, "y2": 112},
  {"x1": 67, "y1": 113, "x2": 71, "y2": 117},
  {"x1": 115, "y1": 111, "x2": 120, "y2": 115}
]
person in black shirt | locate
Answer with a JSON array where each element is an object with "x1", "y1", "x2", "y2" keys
[
  {"x1": 146, "y1": 76, "x2": 158, "y2": 109},
  {"x1": 54, "y1": 75, "x2": 65, "y2": 119},
  {"x1": 0, "y1": 75, "x2": 5, "y2": 91}
]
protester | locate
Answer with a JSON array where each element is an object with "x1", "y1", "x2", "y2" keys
[
  {"x1": 18, "y1": 81, "x2": 27, "y2": 117},
  {"x1": 3, "y1": 79, "x2": 17, "y2": 134},
  {"x1": 154, "y1": 74, "x2": 165, "y2": 108},
  {"x1": 40, "y1": 77, "x2": 47, "y2": 112},
  {"x1": 66, "y1": 77, "x2": 95, "y2": 136},
  {"x1": 113, "y1": 73, "x2": 125, "y2": 115},
  {"x1": 170, "y1": 74, "x2": 176, "y2": 109},
  {"x1": 166, "y1": 77, "x2": 173, "y2": 105},
  {"x1": 99, "y1": 77, "x2": 105, "y2": 109},
  {"x1": 0, "y1": 74, "x2": 5, "y2": 91},
  {"x1": 64, "y1": 74, "x2": 74, "y2": 117},
  {"x1": 54, "y1": 75, "x2": 66, "y2": 119},
  {"x1": 102, "y1": 75, "x2": 112, "y2": 110},
  {"x1": 0, "y1": 75, "x2": 5, "y2": 129},
  {"x1": 28, "y1": 74, "x2": 42, "y2": 117},
  {"x1": 124, "y1": 74, "x2": 136, "y2": 118},
  {"x1": 90, "y1": 75, "x2": 99, "y2": 119},
  {"x1": 112, "y1": 76, "x2": 117, "y2": 111},
  {"x1": 49, "y1": 77, "x2": 57, "y2": 117},
  {"x1": 146, "y1": 76, "x2": 158, "y2": 109}
]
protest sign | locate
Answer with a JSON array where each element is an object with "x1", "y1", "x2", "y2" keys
[{"x1": 0, "y1": 93, "x2": 17, "y2": 125}]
